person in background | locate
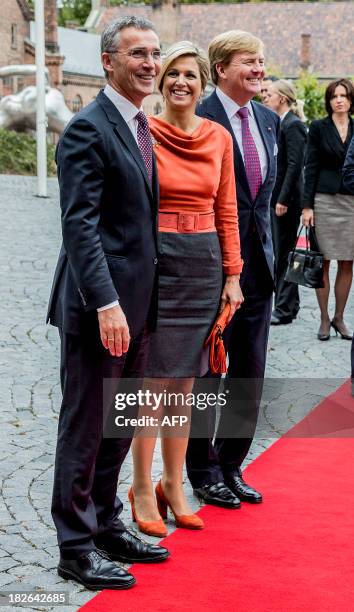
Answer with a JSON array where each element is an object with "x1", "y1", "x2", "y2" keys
[
  {"x1": 186, "y1": 30, "x2": 280, "y2": 509},
  {"x1": 265, "y1": 79, "x2": 307, "y2": 325},
  {"x1": 342, "y1": 135, "x2": 354, "y2": 396},
  {"x1": 129, "y1": 41, "x2": 244, "y2": 536},
  {"x1": 260, "y1": 75, "x2": 278, "y2": 104},
  {"x1": 302, "y1": 78, "x2": 354, "y2": 341}
]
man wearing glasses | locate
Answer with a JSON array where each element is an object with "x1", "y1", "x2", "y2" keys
[{"x1": 47, "y1": 17, "x2": 169, "y2": 590}]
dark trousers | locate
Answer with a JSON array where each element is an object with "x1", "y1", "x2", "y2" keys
[
  {"x1": 186, "y1": 233, "x2": 273, "y2": 488},
  {"x1": 271, "y1": 206, "x2": 301, "y2": 319},
  {"x1": 271, "y1": 206, "x2": 301, "y2": 320},
  {"x1": 186, "y1": 294, "x2": 272, "y2": 487},
  {"x1": 52, "y1": 324, "x2": 149, "y2": 558}
]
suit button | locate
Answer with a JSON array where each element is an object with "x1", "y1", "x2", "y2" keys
[{"x1": 153, "y1": 257, "x2": 158, "y2": 265}]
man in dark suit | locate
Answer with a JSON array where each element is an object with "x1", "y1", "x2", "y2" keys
[
  {"x1": 47, "y1": 17, "x2": 169, "y2": 590},
  {"x1": 186, "y1": 30, "x2": 280, "y2": 509}
]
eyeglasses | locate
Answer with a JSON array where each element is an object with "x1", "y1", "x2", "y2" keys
[{"x1": 112, "y1": 48, "x2": 162, "y2": 62}]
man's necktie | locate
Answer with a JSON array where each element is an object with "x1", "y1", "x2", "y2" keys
[
  {"x1": 135, "y1": 111, "x2": 153, "y2": 184},
  {"x1": 237, "y1": 107, "x2": 262, "y2": 202}
]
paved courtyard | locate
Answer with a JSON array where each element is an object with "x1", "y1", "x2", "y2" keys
[{"x1": 0, "y1": 175, "x2": 353, "y2": 611}]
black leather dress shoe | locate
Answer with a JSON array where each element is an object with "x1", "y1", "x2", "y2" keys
[
  {"x1": 193, "y1": 482, "x2": 241, "y2": 509},
  {"x1": 58, "y1": 549, "x2": 135, "y2": 590},
  {"x1": 271, "y1": 314, "x2": 293, "y2": 326},
  {"x1": 225, "y1": 472, "x2": 263, "y2": 504},
  {"x1": 95, "y1": 530, "x2": 170, "y2": 564}
]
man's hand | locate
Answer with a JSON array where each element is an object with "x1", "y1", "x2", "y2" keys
[
  {"x1": 275, "y1": 203, "x2": 288, "y2": 217},
  {"x1": 98, "y1": 305, "x2": 130, "y2": 357},
  {"x1": 302, "y1": 208, "x2": 315, "y2": 227},
  {"x1": 219, "y1": 275, "x2": 244, "y2": 323}
]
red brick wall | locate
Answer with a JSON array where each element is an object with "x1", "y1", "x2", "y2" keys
[
  {"x1": 62, "y1": 74, "x2": 106, "y2": 111},
  {"x1": 95, "y1": 1, "x2": 354, "y2": 79},
  {"x1": 0, "y1": 0, "x2": 30, "y2": 95}
]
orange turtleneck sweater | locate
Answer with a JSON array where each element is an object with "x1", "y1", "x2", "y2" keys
[{"x1": 148, "y1": 116, "x2": 243, "y2": 276}]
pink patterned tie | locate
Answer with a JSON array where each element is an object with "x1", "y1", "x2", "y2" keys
[
  {"x1": 237, "y1": 107, "x2": 262, "y2": 201},
  {"x1": 136, "y1": 111, "x2": 153, "y2": 184}
]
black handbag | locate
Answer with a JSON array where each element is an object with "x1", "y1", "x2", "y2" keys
[{"x1": 285, "y1": 226, "x2": 324, "y2": 289}]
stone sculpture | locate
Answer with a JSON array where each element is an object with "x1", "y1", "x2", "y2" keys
[{"x1": 0, "y1": 65, "x2": 73, "y2": 133}]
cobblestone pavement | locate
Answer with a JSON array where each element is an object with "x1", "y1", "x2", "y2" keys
[{"x1": 0, "y1": 175, "x2": 353, "y2": 611}]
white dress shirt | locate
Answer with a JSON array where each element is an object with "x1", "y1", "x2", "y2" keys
[
  {"x1": 216, "y1": 87, "x2": 268, "y2": 182},
  {"x1": 103, "y1": 83, "x2": 141, "y2": 141},
  {"x1": 97, "y1": 85, "x2": 142, "y2": 312}
]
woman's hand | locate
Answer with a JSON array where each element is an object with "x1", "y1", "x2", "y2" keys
[
  {"x1": 220, "y1": 275, "x2": 244, "y2": 323},
  {"x1": 302, "y1": 208, "x2": 315, "y2": 227}
]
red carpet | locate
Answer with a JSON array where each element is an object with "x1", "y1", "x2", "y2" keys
[{"x1": 81, "y1": 381, "x2": 354, "y2": 612}]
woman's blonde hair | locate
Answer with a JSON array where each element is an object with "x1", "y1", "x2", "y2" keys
[
  {"x1": 271, "y1": 79, "x2": 306, "y2": 122},
  {"x1": 157, "y1": 41, "x2": 210, "y2": 93},
  {"x1": 208, "y1": 30, "x2": 263, "y2": 85}
]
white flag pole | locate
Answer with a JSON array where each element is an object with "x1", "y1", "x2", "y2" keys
[{"x1": 35, "y1": 0, "x2": 47, "y2": 197}]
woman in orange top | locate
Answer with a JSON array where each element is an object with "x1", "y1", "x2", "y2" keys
[{"x1": 129, "y1": 41, "x2": 243, "y2": 536}]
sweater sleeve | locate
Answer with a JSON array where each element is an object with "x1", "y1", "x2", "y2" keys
[{"x1": 214, "y1": 131, "x2": 243, "y2": 276}]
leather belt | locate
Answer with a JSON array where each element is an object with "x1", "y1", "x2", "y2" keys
[{"x1": 159, "y1": 211, "x2": 215, "y2": 233}]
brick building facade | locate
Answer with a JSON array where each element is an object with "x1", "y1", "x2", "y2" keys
[
  {"x1": 0, "y1": 0, "x2": 104, "y2": 113},
  {"x1": 89, "y1": 0, "x2": 354, "y2": 80},
  {"x1": 0, "y1": 0, "x2": 32, "y2": 96}
]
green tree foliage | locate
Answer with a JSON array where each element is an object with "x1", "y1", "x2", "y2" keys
[
  {"x1": 58, "y1": 0, "x2": 92, "y2": 27},
  {"x1": 0, "y1": 129, "x2": 56, "y2": 176},
  {"x1": 295, "y1": 72, "x2": 326, "y2": 123}
]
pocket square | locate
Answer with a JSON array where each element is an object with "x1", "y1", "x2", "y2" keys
[{"x1": 274, "y1": 143, "x2": 278, "y2": 156}]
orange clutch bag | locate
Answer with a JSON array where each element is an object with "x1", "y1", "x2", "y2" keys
[{"x1": 204, "y1": 303, "x2": 231, "y2": 375}]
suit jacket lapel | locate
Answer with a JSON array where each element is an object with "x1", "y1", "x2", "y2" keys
[
  {"x1": 97, "y1": 91, "x2": 155, "y2": 203},
  {"x1": 202, "y1": 92, "x2": 252, "y2": 202},
  {"x1": 281, "y1": 110, "x2": 293, "y2": 130},
  {"x1": 324, "y1": 116, "x2": 353, "y2": 159}
]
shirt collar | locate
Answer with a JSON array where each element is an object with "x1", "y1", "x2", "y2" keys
[
  {"x1": 104, "y1": 83, "x2": 141, "y2": 123},
  {"x1": 216, "y1": 87, "x2": 254, "y2": 120},
  {"x1": 280, "y1": 109, "x2": 289, "y2": 122}
]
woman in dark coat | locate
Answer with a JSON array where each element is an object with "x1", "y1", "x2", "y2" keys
[
  {"x1": 342, "y1": 136, "x2": 354, "y2": 395},
  {"x1": 302, "y1": 78, "x2": 354, "y2": 341},
  {"x1": 265, "y1": 79, "x2": 307, "y2": 325}
]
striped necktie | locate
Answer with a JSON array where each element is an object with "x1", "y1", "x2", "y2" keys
[
  {"x1": 135, "y1": 111, "x2": 153, "y2": 184},
  {"x1": 237, "y1": 107, "x2": 262, "y2": 201}
]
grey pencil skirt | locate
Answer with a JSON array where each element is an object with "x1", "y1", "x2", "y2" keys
[
  {"x1": 145, "y1": 231, "x2": 223, "y2": 377},
  {"x1": 314, "y1": 192, "x2": 354, "y2": 260}
]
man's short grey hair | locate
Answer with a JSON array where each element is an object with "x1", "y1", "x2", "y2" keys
[
  {"x1": 101, "y1": 16, "x2": 157, "y2": 79},
  {"x1": 101, "y1": 16, "x2": 157, "y2": 54}
]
